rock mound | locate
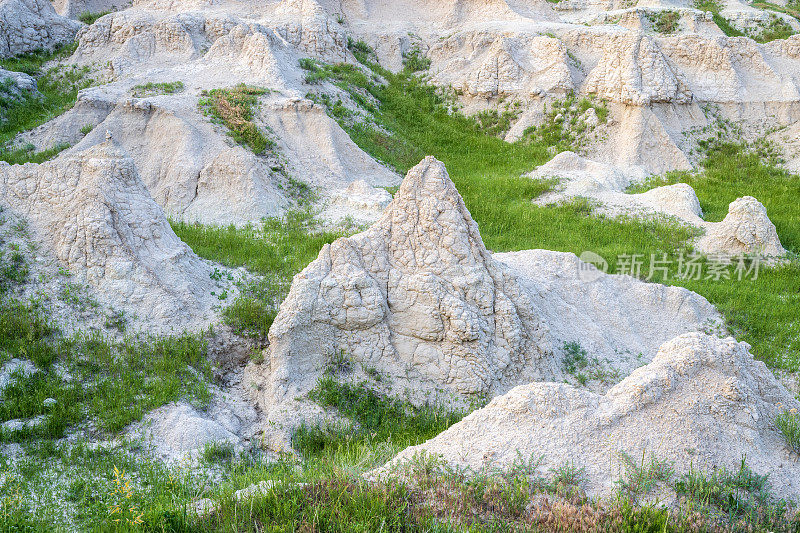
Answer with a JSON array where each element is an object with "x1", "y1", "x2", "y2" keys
[
  {"x1": 529, "y1": 154, "x2": 786, "y2": 258},
  {"x1": 259, "y1": 156, "x2": 555, "y2": 399},
  {"x1": 695, "y1": 196, "x2": 787, "y2": 258},
  {"x1": 0, "y1": 140, "x2": 226, "y2": 333},
  {"x1": 0, "y1": 0, "x2": 81, "y2": 57},
  {"x1": 248, "y1": 157, "x2": 557, "y2": 446},
  {"x1": 376, "y1": 333, "x2": 800, "y2": 500}
]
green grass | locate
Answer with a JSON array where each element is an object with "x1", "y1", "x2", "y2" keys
[
  {"x1": 675, "y1": 458, "x2": 794, "y2": 529},
  {"x1": 648, "y1": 10, "x2": 681, "y2": 34},
  {"x1": 198, "y1": 85, "x2": 273, "y2": 154},
  {"x1": 693, "y1": 0, "x2": 747, "y2": 36},
  {"x1": 0, "y1": 43, "x2": 94, "y2": 164},
  {"x1": 776, "y1": 410, "x2": 800, "y2": 454},
  {"x1": 172, "y1": 210, "x2": 344, "y2": 338},
  {"x1": 131, "y1": 80, "x2": 184, "y2": 98},
  {"x1": 754, "y1": 1, "x2": 800, "y2": 20},
  {"x1": 77, "y1": 10, "x2": 112, "y2": 25},
  {"x1": 292, "y1": 376, "x2": 465, "y2": 460}
]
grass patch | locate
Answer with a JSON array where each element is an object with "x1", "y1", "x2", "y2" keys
[
  {"x1": 755, "y1": 1, "x2": 800, "y2": 20},
  {"x1": 522, "y1": 92, "x2": 608, "y2": 152},
  {"x1": 675, "y1": 458, "x2": 794, "y2": 529},
  {"x1": 172, "y1": 210, "x2": 344, "y2": 338},
  {"x1": 77, "y1": 10, "x2": 111, "y2": 25},
  {"x1": 693, "y1": 0, "x2": 746, "y2": 36},
  {"x1": 199, "y1": 85, "x2": 273, "y2": 154},
  {"x1": 131, "y1": 80, "x2": 184, "y2": 98},
  {"x1": 775, "y1": 409, "x2": 800, "y2": 455},
  {"x1": 648, "y1": 10, "x2": 681, "y2": 33},
  {"x1": 0, "y1": 43, "x2": 93, "y2": 164},
  {"x1": 748, "y1": 13, "x2": 796, "y2": 42},
  {"x1": 402, "y1": 48, "x2": 431, "y2": 73},
  {"x1": 292, "y1": 375, "x2": 465, "y2": 459}
]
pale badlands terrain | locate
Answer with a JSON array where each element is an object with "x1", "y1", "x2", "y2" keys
[{"x1": 1, "y1": 0, "x2": 800, "y2": 529}]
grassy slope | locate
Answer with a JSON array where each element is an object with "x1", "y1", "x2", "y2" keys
[
  {"x1": 0, "y1": 44, "x2": 94, "y2": 164},
  {"x1": 302, "y1": 65, "x2": 800, "y2": 371}
]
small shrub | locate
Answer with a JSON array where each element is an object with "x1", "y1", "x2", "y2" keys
[
  {"x1": 79, "y1": 124, "x2": 93, "y2": 135},
  {"x1": 562, "y1": 341, "x2": 589, "y2": 374}
]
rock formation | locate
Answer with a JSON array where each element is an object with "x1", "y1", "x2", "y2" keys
[
  {"x1": 376, "y1": 333, "x2": 800, "y2": 501},
  {"x1": 0, "y1": 0, "x2": 81, "y2": 57},
  {"x1": 695, "y1": 196, "x2": 787, "y2": 258},
  {"x1": 0, "y1": 140, "x2": 227, "y2": 332},
  {"x1": 256, "y1": 156, "x2": 556, "y2": 403},
  {"x1": 247, "y1": 157, "x2": 725, "y2": 449}
]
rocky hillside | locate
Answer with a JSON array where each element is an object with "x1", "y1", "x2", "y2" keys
[{"x1": 1, "y1": 0, "x2": 799, "y2": 530}]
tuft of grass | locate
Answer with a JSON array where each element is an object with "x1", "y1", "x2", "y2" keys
[
  {"x1": 674, "y1": 458, "x2": 794, "y2": 529},
  {"x1": 648, "y1": 10, "x2": 681, "y2": 33},
  {"x1": 775, "y1": 410, "x2": 800, "y2": 454},
  {"x1": 131, "y1": 80, "x2": 184, "y2": 98},
  {"x1": 616, "y1": 451, "x2": 674, "y2": 499},
  {"x1": 77, "y1": 10, "x2": 111, "y2": 25},
  {"x1": 198, "y1": 85, "x2": 272, "y2": 154}
]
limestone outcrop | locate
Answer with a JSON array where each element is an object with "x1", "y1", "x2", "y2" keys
[{"x1": 376, "y1": 333, "x2": 800, "y2": 500}]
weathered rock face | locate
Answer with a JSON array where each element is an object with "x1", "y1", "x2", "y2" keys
[
  {"x1": 0, "y1": 0, "x2": 81, "y2": 58},
  {"x1": 0, "y1": 140, "x2": 226, "y2": 332},
  {"x1": 583, "y1": 34, "x2": 692, "y2": 106},
  {"x1": 695, "y1": 196, "x2": 787, "y2": 257},
  {"x1": 259, "y1": 156, "x2": 555, "y2": 406},
  {"x1": 495, "y1": 250, "x2": 723, "y2": 381},
  {"x1": 376, "y1": 333, "x2": 800, "y2": 501}
]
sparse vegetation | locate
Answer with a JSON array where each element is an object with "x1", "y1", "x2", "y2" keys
[
  {"x1": 674, "y1": 458, "x2": 794, "y2": 529},
  {"x1": 522, "y1": 92, "x2": 609, "y2": 152},
  {"x1": 0, "y1": 43, "x2": 94, "y2": 164},
  {"x1": 131, "y1": 80, "x2": 184, "y2": 98},
  {"x1": 776, "y1": 409, "x2": 800, "y2": 454},
  {"x1": 77, "y1": 10, "x2": 111, "y2": 25},
  {"x1": 401, "y1": 47, "x2": 431, "y2": 73},
  {"x1": 648, "y1": 10, "x2": 681, "y2": 34},
  {"x1": 198, "y1": 85, "x2": 273, "y2": 154}
]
